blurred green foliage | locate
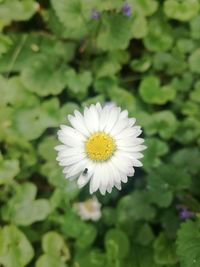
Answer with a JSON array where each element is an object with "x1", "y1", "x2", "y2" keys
[{"x1": 0, "y1": 0, "x2": 200, "y2": 266}]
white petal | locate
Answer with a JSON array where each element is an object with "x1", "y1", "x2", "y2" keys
[
  {"x1": 104, "y1": 107, "x2": 120, "y2": 133},
  {"x1": 84, "y1": 105, "x2": 99, "y2": 133},
  {"x1": 119, "y1": 145, "x2": 147, "y2": 152},
  {"x1": 114, "y1": 182, "x2": 122, "y2": 190},
  {"x1": 57, "y1": 130, "x2": 84, "y2": 147},
  {"x1": 128, "y1": 118, "x2": 136, "y2": 126},
  {"x1": 55, "y1": 145, "x2": 67, "y2": 151},
  {"x1": 107, "y1": 185, "x2": 113, "y2": 193},
  {"x1": 111, "y1": 152, "x2": 133, "y2": 175},
  {"x1": 77, "y1": 172, "x2": 91, "y2": 188},
  {"x1": 60, "y1": 125, "x2": 85, "y2": 141},
  {"x1": 121, "y1": 174, "x2": 128, "y2": 183},
  {"x1": 57, "y1": 147, "x2": 85, "y2": 158},
  {"x1": 57, "y1": 153, "x2": 86, "y2": 166},
  {"x1": 115, "y1": 126, "x2": 142, "y2": 140},
  {"x1": 89, "y1": 164, "x2": 102, "y2": 194},
  {"x1": 120, "y1": 109, "x2": 128, "y2": 119},
  {"x1": 116, "y1": 137, "x2": 144, "y2": 147},
  {"x1": 64, "y1": 158, "x2": 88, "y2": 178},
  {"x1": 95, "y1": 102, "x2": 102, "y2": 114},
  {"x1": 99, "y1": 105, "x2": 113, "y2": 131},
  {"x1": 107, "y1": 160, "x2": 122, "y2": 184},
  {"x1": 132, "y1": 159, "x2": 143, "y2": 167},
  {"x1": 99, "y1": 164, "x2": 110, "y2": 195},
  {"x1": 110, "y1": 118, "x2": 129, "y2": 136},
  {"x1": 77, "y1": 161, "x2": 95, "y2": 188},
  {"x1": 68, "y1": 113, "x2": 89, "y2": 136}
]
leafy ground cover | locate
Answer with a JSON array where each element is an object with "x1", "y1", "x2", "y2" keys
[{"x1": 1, "y1": 0, "x2": 200, "y2": 266}]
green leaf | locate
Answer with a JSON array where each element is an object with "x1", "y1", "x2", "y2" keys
[
  {"x1": 42, "y1": 232, "x2": 70, "y2": 261},
  {"x1": 36, "y1": 255, "x2": 68, "y2": 267},
  {"x1": 130, "y1": 55, "x2": 151, "y2": 72},
  {"x1": 21, "y1": 56, "x2": 69, "y2": 96},
  {"x1": 107, "y1": 86, "x2": 137, "y2": 115},
  {"x1": 93, "y1": 51, "x2": 129, "y2": 78},
  {"x1": 154, "y1": 233, "x2": 178, "y2": 265},
  {"x1": 0, "y1": 76, "x2": 39, "y2": 108},
  {"x1": 50, "y1": 0, "x2": 89, "y2": 39},
  {"x1": 176, "y1": 220, "x2": 200, "y2": 267},
  {"x1": 117, "y1": 191, "x2": 156, "y2": 223},
  {"x1": 0, "y1": 158, "x2": 20, "y2": 185},
  {"x1": 176, "y1": 38, "x2": 195, "y2": 54},
  {"x1": 75, "y1": 250, "x2": 106, "y2": 267},
  {"x1": 189, "y1": 48, "x2": 200, "y2": 73},
  {"x1": 190, "y1": 81, "x2": 200, "y2": 102},
  {"x1": 0, "y1": 34, "x2": 12, "y2": 56},
  {"x1": 164, "y1": 0, "x2": 200, "y2": 21},
  {"x1": 65, "y1": 69, "x2": 92, "y2": 100},
  {"x1": 131, "y1": 14, "x2": 147, "y2": 39},
  {"x1": 153, "y1": 50, "x2": 187, "y2": 75},
  {"x1": 151, "y1": 164, "x2": 191, "y2": 191},
  {"x1": 190, "y1": 15, "x2": 200, "y2": 40},
  {"x1": 139, "y1": 75, "x2": 176, "y2": 104},
  {"x1": 13, "y1": 98, "x2": 60, "y2": 140},
  {"x1": 76, "y1": 224, "x2": 97, "y2": 249},
  {"x1": 0, "y1": 0, "x2": 38, "y2": 29},
  {"x1": 172, "y1": 148, "x2": 200, "y2": 175},
  {"x1": 82, "y1": 94, "x2": 105, "y2": 107},
  {"x1": 139, "y1": 111, "x2": 178, "y2": 139},
  {"x1": 97, "y1": 13, "x2": 133, "y2": 51},
  {"x1": 128, "y1": 246, "x2": 159, "y2": 267},
  {"x1": 38, "y1": 136, "x2": 58, "y2": 162},
  {"x1": 144, "y1": 17, "x2": 173, "y2": 52},
  {"x1": 143, "y1": 137, "x2": 169, "y2": 171},
  {"x1": 59, "y1": 102, "x2": 79, "y2": 124},
  {"x1": 175, "y1": 117, "x2": 200, "y2": 144},
  {"x1": 105, "y1": 229, "x2": 130, "y2": 260},
  {"x1": 2, "y1": 183, "x2": 51, "y2": 225},
  {"x1": 146, "y1": 164, "x2": 191, "y2": 207},
  {"x1": 146, "y1": 175, "x2": 173, "y2": 208},
  {"x1": 0, "y1": 225, "x2": 34, "y2": 267},
  {"x1": 129, "y1": 0, "x2": 158, "y2": 16},
  {"x1": 0, "y1": 34, "x2": 75, "y2": 73},
  {"x1": 61, "y1": 211, "x2": 84, "y2": 238},
  {"x1": 135, "y1": 223, "x2": 154, "y2": 246}
]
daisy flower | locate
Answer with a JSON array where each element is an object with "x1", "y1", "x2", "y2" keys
[
  {"x1": 55, "y1": 103, "x2": 146, "y2": 195},
  {"x1": 74, "y1": 196, "x2": 101, "y2": 221}
]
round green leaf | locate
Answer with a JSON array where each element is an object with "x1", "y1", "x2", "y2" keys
[
  {"x1": 21, "y1": 57, "x2": 69, "y2": 96},
  {"x1": 0, "y1": 0, "x2": 38, "y2": 29},
  {"x1": 189, "y1": 48, "x2": 200, "y2": 73},
  {"x1": 164, "y1": 0, "x2": 200, "y2": 21},
  {"x1": 0, "y1": 225, "x2": 34, "y2": 267},
  {"x1": 139, "y1": 76, "x2": 176, "y2": 104},
  {"x1": 105, "y1": 229, "x2": 130, "y2": 259},
  {"x1": 144, "y1": 18, "x2": 173, "y2": 52},
  {"x1": 42, "y1": 232, "x2": 70, "y2": 261},
  {"x1": 154, "y1": 233, "x2": 178, "y2": 265},
  {"x1": 190, "y1": 15, "x2": 200, "y2": 39},
  {"x1": 0, "y1": 159, "x2": 20, "y2": 185},
  {"x1": 36, "y1": 255, "x2": 67, "y2": 267},
  {"x1": 97, "y1": 13, "x2": 133, "y2": 51}
]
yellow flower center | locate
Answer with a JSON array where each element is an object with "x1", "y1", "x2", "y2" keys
[{"x1": 85, "y1": 132, "x2": 116, "y2": 162}]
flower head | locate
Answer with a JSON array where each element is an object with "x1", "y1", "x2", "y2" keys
[
  {"x1": 121, "y1": 2, "x2": 132, "y2": 17},
  {"x1": 177, "y1": 205, "x2": 194, "y2": 220},
  {"x1": 74, "y1": 196, "x2": 101, "y2": 221},
  {"x1": 91, "y1": 8, "x2": 101, "y2": 20},
  {"x1": 55, "y1": 103, "x2": 146, "y2": 195}
]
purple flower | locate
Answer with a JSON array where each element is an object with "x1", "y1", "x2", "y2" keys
[
  {"x1": 122, "y1": 2, "x2": 132, "y2": 17},
  {"x1": 91, "y1": 8, "x2": 101, "y2": 20},
  {"x1": 177, "y1": 205, "x2": 194, "y2": 220}
]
